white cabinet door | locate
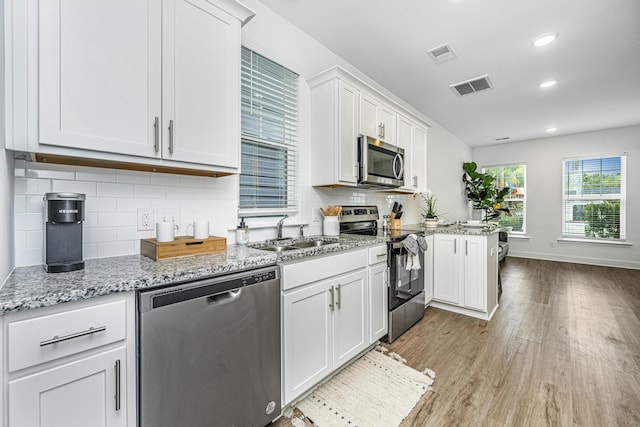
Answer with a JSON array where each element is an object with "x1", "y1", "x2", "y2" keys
[
  {"x1": 283, "y1": 280, "x2": 333, "y2": 404},
  {"x1": 368, "y1": 263, "x2": 388, "y2": 343},
  {"x1": 39, "y1": 0, "x2": 162, "y2": 157},
  {"x1": 379, "y1": 103, "x2": 397, "y2": 145},
  {"x1": 397, "y1": 115, "x2": 413, "y2": 191},
  {"x1": 423, "y1": 234, "x2": 434, "y2": 304},
  {"x1": 162, "y1": 0, "x2": 240, "y2": 167},
  {"x1": 463, "y1": 236, "x2": 487, "y2": 311},
  {"x1": 433, "y1": 234, "x2": 461, "y2": 305},
  {"x1": 338, "y1": 80, "x2": 359, "y2": 183},
  {"x1": 411, "y1": 124, "x2": 428, "y2": 190},
  {"x1": 333, "y1": 269, "x2": 368, "y2": 369},
  {"x1": 9, "y1": 346, "x2": 127, "y2": 427},
  {"x1": 360, "y1": 92, "x2": 380, "y2": 139}
]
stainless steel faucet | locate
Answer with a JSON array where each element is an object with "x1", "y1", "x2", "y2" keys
[{"x1": 276, "y1": 215, "x2": 288, "y2": 239}]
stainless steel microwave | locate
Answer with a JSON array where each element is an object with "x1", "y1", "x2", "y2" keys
[{"x1": 358, "y1": 135, "x2": 404, "y2": 188}]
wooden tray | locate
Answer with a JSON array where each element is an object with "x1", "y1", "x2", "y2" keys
[{"x1": 140, "y1": 236, "x2": 226, "y2": 260}]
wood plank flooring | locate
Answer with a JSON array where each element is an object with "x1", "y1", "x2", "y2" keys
[
  {"x1": 276, "y1": 258, "x2": 640, "y2": 426},
  {"x1": 392, "y1": 258, "x2": 640, "y2": 426}
]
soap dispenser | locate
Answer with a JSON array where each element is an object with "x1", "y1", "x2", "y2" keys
[{"x1": 236, "y1": 218, "x2": 249, "y2": 245}]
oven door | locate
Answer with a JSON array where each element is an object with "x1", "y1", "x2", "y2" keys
[
  {"x1": 388, "y1": 241, "x2": 424, "y2": 311},
  {"x1": 358, "y1": 136, "x2": 404, "y2": 188}
]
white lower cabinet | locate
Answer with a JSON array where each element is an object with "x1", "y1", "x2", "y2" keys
[
  {"x1": 368, "y1": 244, "x2": 388, "y2": 343},
  {"x1": 9, "y1": 347, "x2": 127, "y2": 427},
  {"x1": 3, "y1": 292, "x2": 136, "y2": 426},
  {"x1": 432, "y1": 233, "x2": 499, "y2": 320},
  {"x1": 282, "y1": 249, "x2": 370, "y2": 405},
  {"x1": 423, "y1": 234, "x2": 434, "y2": 305}
]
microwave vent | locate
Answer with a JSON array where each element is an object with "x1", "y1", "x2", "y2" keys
[
  {"x1": 427, "y1": 43, "x2": 457, "y2": 64},
  {"x1": 451, "y1": 75, "x2": 493, "y2": 96}
]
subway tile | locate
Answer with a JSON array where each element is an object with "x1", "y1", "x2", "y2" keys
[
  {"x1": 166, "y1": 186, "x2": 193, "y2": 199},
  {"x1": 83, "y1": 243, "x2": 98, "y2": 260},
  {"x1": 97, "y1": 182, "x2": 135, "y2": 197},
  {"x1": 15, "y1": 178, "x2": 52, "y2": 195},
  {"x1": 26, "y1": 195, "x2": 45, "y2": 213},
  {"x1": 52, "y1": 180, "x2": 97, "y2": 197},
  {"x1": 15, "y1": 212, "x2": 44, "y2": 231},
  {"x1": 134, "y1": 184, "x2": 165, "y2": 198},
  {"x1": 85, "y1": 227, "x2": 117, "y2": 244},
  {"x1": 97, "y1": 240, "x2": 136, "y2": 258},
  {"x1": 26, "y1": 230, "x2": 44, "y2": 248},
  {"x1": 180, "y1": 175, "x2": 208, "y2": 188},
  {"x1": 150, "y1": 172, "x2": 181, "y2": 186},
  {"x1": 117, "y1": 170, "x2": 151, "y2": 185},
  {"x1": 116, "y1": 226, "x2": 142, "y2": 241},
  {"x1": 15, "y1": 195, "x2": 26, "y2": 213},
  {"x1": 98, "y1": 212, "x2": 136, "y2": 228},
  {"x1": 85, "y1": 197, "x2": 117, "y2": 213},
  {"x1": 14, "y1": 160, "x2": 26, "y2": 177},
  {"x1": 27, "y1": 162, "x2": 76, "y2": 180},
  {"x1": 14, "y1": 230, "x2": 26, "y2": 249},
  {"x1": 15, "y1": 248, "x2": 43, "y2": 267},
  {"x1": 193, "y1": 187, "x2": 216, "y2": 199},
  {"x1": 84, "y1": 212, "x2": 98, "y2": 228},
  {"x1": 116, "y1": 198, "x2": 152, "y2": 212},
  {"x1": 76, "y1": 166, "x2": 117, "y2": 183}
]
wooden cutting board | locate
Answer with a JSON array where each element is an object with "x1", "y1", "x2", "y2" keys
[{"x1": 140, "y1": 236, "x2": 226, "y2": 260}]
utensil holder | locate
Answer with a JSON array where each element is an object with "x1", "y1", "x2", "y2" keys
[
  {"x1": 390, "y1": 212, "x2": 401, "y2": 229},
  {"x1": 323, "y1": 216, "x2": 339, "y2": 236}
]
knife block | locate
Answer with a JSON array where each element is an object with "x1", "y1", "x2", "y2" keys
[{"x1": 390, "y1": 212, "x2": 401, "y2": 229}]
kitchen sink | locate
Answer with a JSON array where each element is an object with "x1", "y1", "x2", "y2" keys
[{"x1": 250, "y1": 238, "x2": 340, "y2": 252}]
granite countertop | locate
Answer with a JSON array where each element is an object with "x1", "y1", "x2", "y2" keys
[
  {"x1": 422, "y1": 224, "x2": 502, "y2": 236},
  {"x1": 0, "y1": 234, "x2": 387, "y2": 315}
]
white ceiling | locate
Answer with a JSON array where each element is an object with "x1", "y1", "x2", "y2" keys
[{"x1": 257, "y1": 0, "x2": 640, "y2": 147}]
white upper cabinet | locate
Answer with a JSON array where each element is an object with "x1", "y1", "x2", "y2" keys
[
  {"x1": 5, "y1": 0, "x2": 253, "y2": 174},
  {"x1": 38, "y1": 0, "x2": 162, "y2": 157},
  {"x1": 360, "y1": 92, "x2": 397, "y2": 145},
  {"x1": 397, "y1": 113, "x2": 428, "y2": 192}
]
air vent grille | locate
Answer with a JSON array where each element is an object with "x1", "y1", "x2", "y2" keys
[
  {"x1": 450, "y1": 75, "x2": 493, "y2": 96},
  {"x1": 427, "y1": 43, "x2": 457, "y2": 64},
  {"x1": 495, "y1": 137, "x2": 510, "y2": 142}
]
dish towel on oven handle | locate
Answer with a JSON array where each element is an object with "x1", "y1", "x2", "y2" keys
[{"x1": 402, "y1": 234, "x2": 428, "y2": 270}]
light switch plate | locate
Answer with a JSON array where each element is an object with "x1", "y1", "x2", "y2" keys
[{"x1": 311, "y1": 208, "x2": 320, "y2": 222}]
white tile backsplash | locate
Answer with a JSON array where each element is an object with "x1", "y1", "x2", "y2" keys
[
  {"x1": 97, "y1": 182, "x2": 135, "y2": 197},
  {"x1": 52, "y1": 179, "x2": 97, "y2": 196}
]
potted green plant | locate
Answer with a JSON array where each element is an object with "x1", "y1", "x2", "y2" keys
[
  {"x1": 413, "y1": 189, "x2": 439, "y2": 228},
  {"x1": 462, "y1": 162, "x2": 510, "y2": 222}
]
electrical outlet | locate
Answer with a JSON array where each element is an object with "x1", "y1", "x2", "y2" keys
[
  {"x1": 137, "y1": 208, "x2": 154, "y2": 231},
  {"x1": 311, "y1": 207, "x2": 320, "y2": 222}
]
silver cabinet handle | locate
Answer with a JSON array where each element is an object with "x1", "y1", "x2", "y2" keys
[
  {"x1": 168, "y1": 119, "x2": 174, "y2": 154},
  {"x1": 454, "y1": 239, "x2": 457, "y2": 254},
  {"x1": 40, "y1": 326, "x2": 107, "y2": 347},
  {"x1": 413, "y1": 175, "x2": 418, "y2": 188},
  {"x1": 466, "y1": 240, "x2": 468, "y2": 255},
  {"x1": 114, "y1": 359, "x2": 121, "y2": 411},
  {"x1": 153, "y1": 117, "x2": 159, "y2": 153},
  {"x1": 336, "y1": 284, "x2": 342, "y2": 309},
  {"x1": 382, "y1": 123, "x2": 386, "y2": 139},
  {"x1": 354, "y1": 162, "x2": 359, "y2": 179},
  {"x1": 378, "y1": 122, "x2": 383, "y2": 138},
  {"x1": 329, "y1": 285, "x2": 335, "y2": 311},
  {"x1": 376, "y1": 253, "x2": 387, "y2": 258}
]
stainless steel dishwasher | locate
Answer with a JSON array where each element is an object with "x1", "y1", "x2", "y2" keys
[{"x1": 137, "y1": 266, "x2": 281, "y2": 427}]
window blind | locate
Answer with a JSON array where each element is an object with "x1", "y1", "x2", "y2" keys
[
  {"x1": 562, "y1": 155, "x2": 626, "y2": 240},
  {"x1": 239, "y1": 47, "x2": 299, "y2": 212}
]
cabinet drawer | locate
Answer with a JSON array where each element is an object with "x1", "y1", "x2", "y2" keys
[
  {"x1": 8, "y1": 300, "x2": 126, "y2": 372},
  {"x1": 368, "y1": 245, "x2": 387, "y2": 265},
  {"x1": 283, "y1": 249, "x2": 367, "y2": 291}
]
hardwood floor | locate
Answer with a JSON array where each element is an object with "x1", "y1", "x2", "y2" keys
[
  {"x1": 275, "y1": 258, "x2": 640, "y2": 426},
  {"x1": 390, "y1": 257, "x2": 640, "y2": 426}
]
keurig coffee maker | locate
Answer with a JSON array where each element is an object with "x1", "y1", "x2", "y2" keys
[{"x1": 44, "y1": 193, "x2": 86, "y2": 273}]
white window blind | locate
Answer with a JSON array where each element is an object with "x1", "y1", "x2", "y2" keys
[
  {"x1": 484, "y1": 164, "x2": 526, "y2": 234},
  {"x1": 562, "y1": 155, "x2": 626, "y2": 240},
  {"x1": 239, "y1": 47, "x2": 299, "y2": 213}
]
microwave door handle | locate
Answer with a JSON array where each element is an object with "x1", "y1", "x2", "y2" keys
[{"x1": 393, "y1": 153, "x2": 404, "y2": 180}]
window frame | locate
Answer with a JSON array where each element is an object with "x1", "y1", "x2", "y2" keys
[
  {"x1": 561, "y1": 154, "x2": 627, "y2": 242},
  {"x1": 482, "y1": 163, "x2": 527, "y2": 235},
  {"x1": 238, "y1": 46, "x2": 300, "y2": 216}
]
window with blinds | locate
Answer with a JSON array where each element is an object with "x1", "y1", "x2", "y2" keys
[
  {"x1": 562, "y1": 155, "x2": 626, "y2": 240},
  {"x1": 484, "y1": 164, "x2": 526, "y2": 234},
  {"x1": 239, "y1": 47, "x2": 299, "y2": 213}
]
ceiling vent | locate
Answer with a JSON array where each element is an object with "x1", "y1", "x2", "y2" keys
[
  {"x1": 427, "y1": 43, "x2": 457, "y2": 64},
  {"x1": 495, "y1": 137, "x2": 510, "y2": 142},
  {"x1": 450, "y1": 75, "x2": 493, "y2": 96}
]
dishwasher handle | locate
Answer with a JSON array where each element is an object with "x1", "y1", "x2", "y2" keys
[{"x1": 207, "y1": 289, "x2": 241, "y2": 304}]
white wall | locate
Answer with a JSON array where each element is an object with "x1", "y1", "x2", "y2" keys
[
  {"x1": 8, "y1": 0, "x2": 472, "y2": 267},
  {"x1": 473, "y1": 125, "x2": 640, "y2": 269}
]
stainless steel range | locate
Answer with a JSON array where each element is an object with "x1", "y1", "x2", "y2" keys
[{"x1": 339, "y1": 205, "x2": 426, "y2": 343}]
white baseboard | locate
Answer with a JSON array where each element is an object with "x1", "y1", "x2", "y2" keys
[{"x1": 507, "y1": 250, "x2": 640, "y2": 270}]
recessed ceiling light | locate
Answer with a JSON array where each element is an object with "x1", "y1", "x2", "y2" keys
[
  {"x1": 539, "y1": 80, "x2": 557, "y2": 88},
  {"x1": 546, "y1": 127, "x2": 558, "y2": 132},
  {"x1": 533, "y1": 33, "x2": 558, "y2": 47}
]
